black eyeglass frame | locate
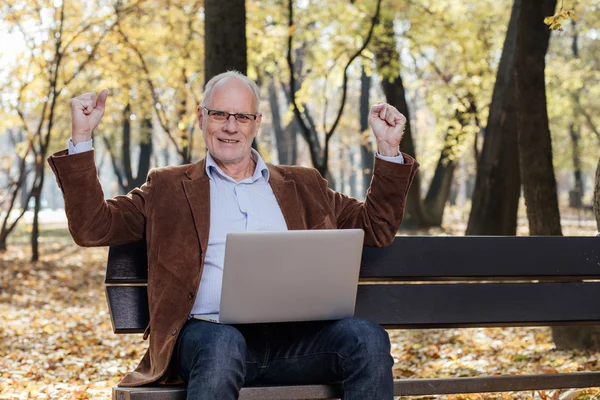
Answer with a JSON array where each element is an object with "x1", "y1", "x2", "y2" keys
[{"x1": 202, "y1": 107, "x2": 259, "y2": 122}]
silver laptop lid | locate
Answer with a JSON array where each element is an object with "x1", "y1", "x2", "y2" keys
[{"x1": 219, "y1": 229, "x2": 365, "y2": 324}]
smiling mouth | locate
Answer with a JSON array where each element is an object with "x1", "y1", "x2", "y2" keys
[{"x1": 219, "y1": 139, "x2": 239, "y2": 143}]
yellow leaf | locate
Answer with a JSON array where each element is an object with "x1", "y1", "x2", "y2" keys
[
  {"x1": 566, "y1": 10, "x2": 577, "y2": 19},
  {"x1": 543, "y1": 16, "x2": 555, "y2": 25}
]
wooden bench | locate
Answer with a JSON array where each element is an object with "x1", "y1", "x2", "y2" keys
[{"x1": 106, "y1": 236, "x2": 600, "y2": 400}]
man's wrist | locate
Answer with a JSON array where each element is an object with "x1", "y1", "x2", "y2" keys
[
  {"x1": 376, "y1": 142, "x2": 400, "y2": 157},
  {"x1": 71, "y1": 135, "x2": 92, "y2": 145}
]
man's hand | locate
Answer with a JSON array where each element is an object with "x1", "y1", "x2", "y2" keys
[
  {"x1": 368, "y1": 102, "x2": 406, "y2": 157},
  {"x1": 69, "y1": 89, "x2": 108, "y2": 144}
]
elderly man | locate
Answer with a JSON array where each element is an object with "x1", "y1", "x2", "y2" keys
[{"x1": 48, "y1": 71, "x2": 418, "y2": 400}]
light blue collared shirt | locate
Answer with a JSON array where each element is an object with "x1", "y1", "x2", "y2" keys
[
  {"x1": 191, "y1": 149, "x2": 288, "y2": 316},
  {"x1": 67, "y1": 139, "x2": 404, "y2": 317}
]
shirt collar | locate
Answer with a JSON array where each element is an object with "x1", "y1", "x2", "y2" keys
[{"x1": 205, "y1": 148, "x2": 270, "y2": 183}]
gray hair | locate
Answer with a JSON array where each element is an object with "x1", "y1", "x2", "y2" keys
[{"x1": 201, "y1": 71, "x2": 261, "y2": 112}]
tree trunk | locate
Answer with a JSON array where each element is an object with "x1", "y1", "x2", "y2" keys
[
  {"x1": 513, "y1": 0, "x2": 595, "y2": 349},
  {"x1": 359, "y1": 66, "x2": 374, "y2": 197},
  {"x1": 204, "y1": 0, "x2": 247, "y2": 83},
  {"x1": 424, "y1": 101, "x2": 475, "y2": 226},
  {"x1": 374, "y1": 18, "x2": 428, "y2": 228},
  {"x1": 122, "y1": 103, "x2": 133, "y2": 192},
  {"x1": 595, "y1": 157, "x2": 600, "y2": 232},
  {"x1": 568, "y1": 21, "x2": 583, "y2": 207},
  {"x1": 269, "y1": 80, "x2": 297, "y2": 165},
  {"x1": 0, "y1": 137, "x2": 32, "y2": 253},
  {"x1": 31, "y1": 108, "x2": 53, "y2": 262},
  {"x1": 349, "y1": 147, "x2": 358, "y2": 198},
  {"x1": 30, "y1": 169, "x2": 45, "y2": 262},
  {"x1": 515, "y1": 0, "x2": 561, "y2": 236},
  {"x1": 423, "y1": 129, "x2": 460, "y2": 226},
  {"x1": 178, "y1": 87, "x2": 191, "y2": 164},
  {"x1": 466, "y1": 0, "x2": 521, "y2": 235},
  {"x1": 0, "y1": 207, "x2": 27, "y2": 253},
  {"x1": 108, "y1": 106, "x2": 154, "y2": 194},
  {"x1": 132, "y1": 117, "x2": 153, "y2": 191},
  {"x1": 568, "y1": 123, "x2": 584, "y2": 207},
  {"x1": 285, "y1": 123, "x2": 298, "y2": 165},
  {"x1": 339, "y1": 145, "x2": 346, "y2": 193}
]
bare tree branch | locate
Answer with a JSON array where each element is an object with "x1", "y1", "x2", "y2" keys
[
  {"x1": 573, "y1": 96, "x2": 600, "y2": 143},
  {"x1": 287, "y1": 0, "x2": 322, "y2": 166},
  {"x1": 325, "y1": 0, "x2": 382, "y2": 142},
  {"x1": 115, "y1": 17, "x2": 182, "y2": 158},
  {"x1": 101, "y1": 133, "x2": 126, "y2": 192},
  {"x1": 287, "y1": 0, "x2": 381, "y2": 171}
]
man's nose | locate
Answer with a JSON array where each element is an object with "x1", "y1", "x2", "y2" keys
[{"x1": 223, "y1": 115, "x2": 238, "y2": 132}]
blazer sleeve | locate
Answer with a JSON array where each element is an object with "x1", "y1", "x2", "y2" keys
[
  {"x1": 317, "y1": 153, "x2": 419, "y2": 247},
  {"x1": 47, "y1": 149, "x2": 155, "y2": 247}
]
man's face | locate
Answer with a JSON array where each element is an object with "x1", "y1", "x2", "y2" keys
[{"x1": 197, "y1": 77, "x2": 262, "y2": 166}]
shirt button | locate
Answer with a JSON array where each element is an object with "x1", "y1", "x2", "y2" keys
[
  {"x1": 188, "y1": 292, "x2": 194, "y2": 300},
  {"x1": 172, "y1": 328, "x2": 177, "y2": 335}
]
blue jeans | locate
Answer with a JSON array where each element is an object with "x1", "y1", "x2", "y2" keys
[{"x1": 174, "y1": 317, "x2": 394, "y2": 400}]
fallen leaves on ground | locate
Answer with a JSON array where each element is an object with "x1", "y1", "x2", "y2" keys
[
  {"x1": 1, "y1": 229, "x2": 599, "y2": 399},
  {"x1": 389, "y1": 329, "x2": 600, "y2": 399},
  {"x1": 1, "y1": 237, "x2": 146, "y2": 399}
]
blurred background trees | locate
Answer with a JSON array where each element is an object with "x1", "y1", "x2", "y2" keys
[
  {"x1": 0, "y1": 0, "x2": 598, "y2": 329},
  {"x1": 2, "y1": 0, "x2": 598, "y2": 241}
]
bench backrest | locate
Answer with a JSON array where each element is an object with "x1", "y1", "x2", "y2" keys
[{"x1": 105, "y1": 236, "x2": 600, "y2": 333}]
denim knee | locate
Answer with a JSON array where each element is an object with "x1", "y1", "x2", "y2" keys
[
  {"x1": 335, "y1": 319, "x2": 394, "y2": 399},
  {"x1": 176, "y1": 320, "x2": 247, "y2": 383},
  {"x1": 336, "y1": 318, "x2": 391, "y2": 357}
]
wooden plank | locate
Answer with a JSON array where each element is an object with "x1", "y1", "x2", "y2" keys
[
  {"x1": 112, "y1": 385, "x2": 339, "y2": 400},
  {"x1": 395, "y1": 372, "x2": 600, "y2": 395},
  {"x1": 113, "y1": 387, "x2": 186, "y2": 400},
  {"x1": 105, "y1": 240, "x2": 148, "y2": 284},
  {"x1": 105, "y1": 286, "x2": 149, "y2": 334},
  {"x1": 106, "y1": 237, "x2": 600, "y2": 284},
  {"x1": 355, "y1": 282, "x2": 600, "y2": 328},
  {"x1": 106, "y1": 281, "x2": 600, "y2": 333},
  {"x1": 240, "y1": 385, "x2": 340, "y2": 400},
  {"x1": 112, "y1": 372, "x2": 600, "y2": 399},
  {"x1": 360, "y1": 236, "x2": 600, "y2": 281}
]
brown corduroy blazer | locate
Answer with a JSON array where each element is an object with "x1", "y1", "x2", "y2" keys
[{"x1": 47, "y1": 149, "x2": 418, "y2": 387}]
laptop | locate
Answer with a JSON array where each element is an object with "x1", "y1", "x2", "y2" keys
[{"x1": 195, "y1": 229, "x2": 365, "y2": 324}]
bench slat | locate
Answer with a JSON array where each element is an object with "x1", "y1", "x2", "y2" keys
[
  {"x1": 112, "y1": 385, "x2": 338, "y2": 400},
  {"x1": 106, "y1": 240, "x2": 148, "y2": 283},
  {"x1": 360, "y1": 236, "x2": 600, "y2": 280},
  {"x1": 106, "y1": 281, "x2": 600, "y2": 333},
  {"x1": 113, "y1": 387, "x2": 186, "y2": 400},
  {"x1": 355, "y1": 282, "x2": 600, "y2": 328},
  {"x1": 112, "y1": 371, "x2": 600, "y2": 399},
  {"x1": 105, "y1": 286, "x2": 149, "y2": 334},
  {"x1": 106, "y1": 237, "x2": 600, "y2": 284},
  {"x1": 395, "y1": 372, "x2": 600, "y2": 395}
]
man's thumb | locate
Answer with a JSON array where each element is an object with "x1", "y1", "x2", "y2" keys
[{"x1": 96, "y1": 89, "x2": 108, "y2": 110}]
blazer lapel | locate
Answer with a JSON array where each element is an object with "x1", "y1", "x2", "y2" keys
[
  {"x1": 268, "y1": 165, "x2": 306, "y2": 230},
  {"x1": 183, "y1": 159, "x2": 210, "y2": 254}
]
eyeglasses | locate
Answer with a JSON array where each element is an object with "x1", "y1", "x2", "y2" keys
[{"x1": 202, "y1": 107, "x2": 258, "y2": 124}]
